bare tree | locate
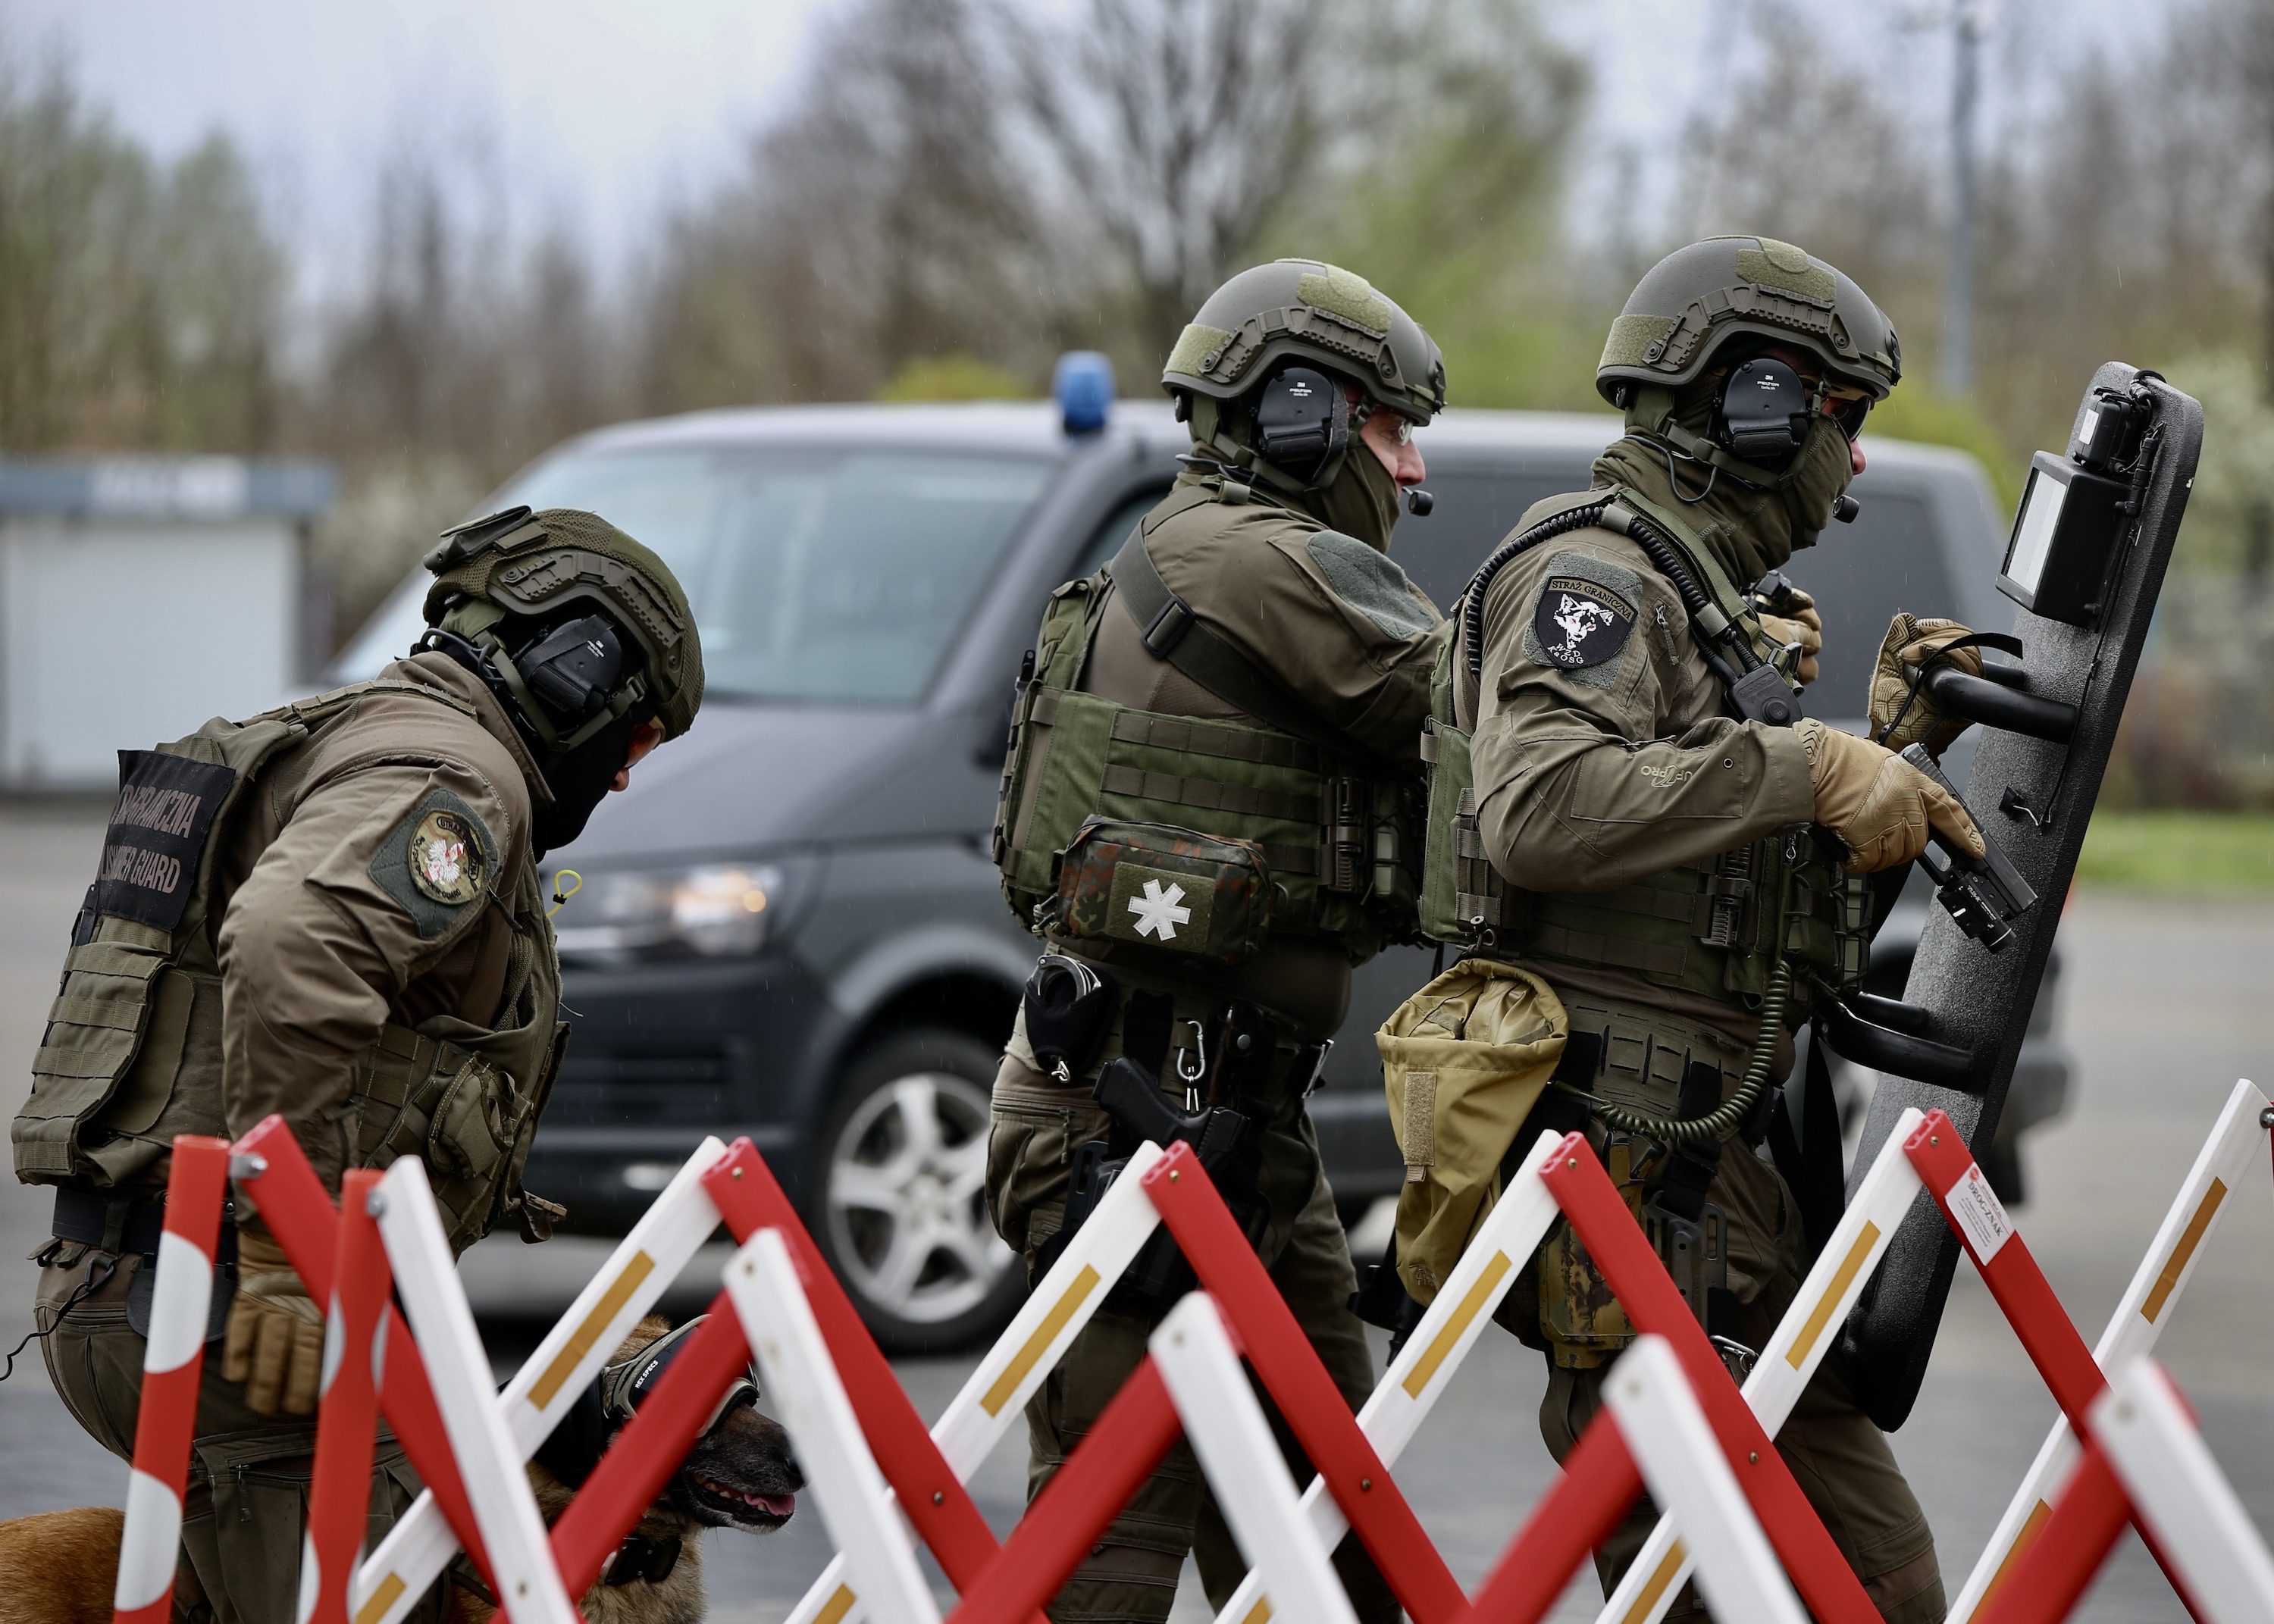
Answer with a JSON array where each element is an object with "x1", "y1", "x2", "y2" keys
[
  {"x1": 1003, "y1": 0, "x2": 1330, "y2": 366},
  {"x1": 641, "y1": 0, "x2": 1035, "y2": 408}
]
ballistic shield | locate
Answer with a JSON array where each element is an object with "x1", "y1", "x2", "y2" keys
[{"x1": 1834, "y1": 363, "x2": 2203, "y2": 1428}]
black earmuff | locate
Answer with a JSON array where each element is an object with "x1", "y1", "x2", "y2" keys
[
  {"x1": 515, "y1": 614, "x2": 628, "y2": 726},
  {"x1": 1251, "y1": 365, "x2": 1349, "y2": 482},
  {"x1": 1713, "y1": 356, "x2": 1812, "y2": 468}
]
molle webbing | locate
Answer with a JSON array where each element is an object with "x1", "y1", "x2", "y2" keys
[
  {"x1": 1031, "y1": 686, "x2": 1328, "y2": 773},
  {"x1": 993, "y1": 538, "x2": 1420, "y2": 960}
]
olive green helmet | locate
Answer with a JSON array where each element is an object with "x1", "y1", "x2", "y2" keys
[
  {"x1": 1163, "y1": 259, "x2": 1446, "y2": 422},
  {"x1": 421, "y1": 505, "x2": 703, "y2": 742},
  {"x1": 1596, "y1": 236, "x2": 1902, "y2": 409}
]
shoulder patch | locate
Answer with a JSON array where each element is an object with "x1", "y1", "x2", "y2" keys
[
  {"x1": 1521, "y1": 550, "x2": 1640, "y2": 687},
  {"x1": 1305, "y1": 530, "x2": 1436, "y2": 639},
  {"x1": 369, "y1": 790, "x2": 500, "y2": 940}
]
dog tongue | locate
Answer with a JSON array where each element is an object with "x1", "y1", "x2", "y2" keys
[{"x1": 756, "y1": 1494, "x2": 795, "y2": 1518}]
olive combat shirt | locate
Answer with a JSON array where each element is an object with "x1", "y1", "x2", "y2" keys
[
  {"x1": 1466, "y1": 495, "x2": 1815, "y2": 1039},
  {"x1": 208, "y1": 652, "x2": 553, "y2": 1194},
  {"x1": 1067, "y1": 468, "x2": 1442, "y2": 1037}
]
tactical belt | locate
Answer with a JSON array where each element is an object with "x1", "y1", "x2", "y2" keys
[{"x1": 52, "y1": 1184, "x2": 238, "y2": 1261}]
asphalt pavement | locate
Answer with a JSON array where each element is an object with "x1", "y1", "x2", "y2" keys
[{"x1": 0, "y1": 797, "x2": 2267, "y2": 1622}]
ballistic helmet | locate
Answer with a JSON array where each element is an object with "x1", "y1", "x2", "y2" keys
[
  {"x1": 1596, "y1": 236, "x2": 1902, "y2": 408},
  {"x1": 1164, "y1": 259, "x2": 1447, "y2": 424},
  {"x1": 421, "y1": 506, "x2": 703, "y2": 743}
]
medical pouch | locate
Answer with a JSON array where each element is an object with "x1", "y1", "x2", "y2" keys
[{"x1": 1054, "y1": 816, "x2": 1272, "y2": 966}]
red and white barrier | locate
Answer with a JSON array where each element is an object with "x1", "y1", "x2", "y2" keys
[
  {"x1": 728, "y1": 1229, "x2": 942, "y2": 1624},
  {"x1": 351, "y1": 1134, "x2": 734, "y2": 1624},
  {"x1": 1152, "y1": 1291, "x2": 1365, "y2": 1624},
  {"x1": 2094, "y1": 1357, "x2": 2274, "y2": 1624},
  {"x1": 134, "y1": 1068, "x2": 2273, "y2": 1624},
  {"x1": 1602, "y1": 1335, "x2": 1809, "y2": 1624},
  {"x1": 1950, "y1": 1077, "x2": 2271, "y2": 1622},
  {"x1": 111, "y1": 1134, "x2": 230, "y2": 1624},
  {"x1": 1596, "y1": 1104, "x2": 1931, "y2": 1624},
  {"x1": 297, "y1": 1168, "x2": 390, "y2": 1624},
  {"x1": 371, "y1": 1156, "x2": 583, "y2": 1624}
]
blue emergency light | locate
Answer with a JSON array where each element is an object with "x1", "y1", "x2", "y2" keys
[{"x1": 1053, "y1": 352, "x2": 1115, "y2": 437}]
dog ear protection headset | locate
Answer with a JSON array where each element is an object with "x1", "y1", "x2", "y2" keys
[{"x1": 530, "y1": 1316, "x2": 759, "y2": 1492}]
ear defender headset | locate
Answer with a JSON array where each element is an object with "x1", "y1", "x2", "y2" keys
[
  {"x1": 418, "y1": 608, "x2": 649, "y2": 763},
  {"x1": 1712, "y1": 355, "x2": 1812, "y2": 468},
  {"x1": 1250, "y1": 364, "x2": 1350, "y2": 483}
]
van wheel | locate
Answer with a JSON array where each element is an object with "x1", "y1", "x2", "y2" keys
[{"x1": 813, "y1": 1028, "x2": 1024, "y2": 1353}]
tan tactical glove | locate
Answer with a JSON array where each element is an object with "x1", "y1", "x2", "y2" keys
[
  {"x1": 222, "y1": 1227, "x2": 324, "y2": 1416},
  {"x1": 1868, "y1": 613, "x2": 1984, "y2": 755},
  {"x1": 1759, "y1": 588, "x2": 1822, "y2": 687},
  {"x1": 1797, "y1": 718, "x2": 1984, "y2": 873}
]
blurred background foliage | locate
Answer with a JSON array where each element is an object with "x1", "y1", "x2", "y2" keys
[{"x1": 2, "y1": 0, "x2": 2274, "y2": 815}]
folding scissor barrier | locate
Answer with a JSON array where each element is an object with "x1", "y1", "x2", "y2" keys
[{"x1": 100, "y1": 1075, "x2": 2274, "y2": 1624}]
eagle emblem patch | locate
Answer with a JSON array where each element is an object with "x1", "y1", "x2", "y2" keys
[
  {"x1": 408, "y1": 809, "x2": 486, "y2": 905},
  {"x1": 1530, "y1": 575, "x2": 1637, "y2": 670}
]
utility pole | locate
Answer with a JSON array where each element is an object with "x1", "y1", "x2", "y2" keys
[{"x1": 1942, "y1": 2, "x2": 1987, "y2": 397}]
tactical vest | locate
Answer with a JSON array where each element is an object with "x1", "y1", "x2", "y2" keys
[
  {"x1": 11, "y1": 679, "x2": 567, "y2": 1254},
  {"x1": 992, "y1": 499, "x2": 1424, "y2": 968},
  {"x1": 1417, "y1": 487, "x2": 1868, "y2": 1016}
]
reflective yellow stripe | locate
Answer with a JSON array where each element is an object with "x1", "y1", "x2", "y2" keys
[
  {"x1": 355, "y1": 1574, "x2": 408, "y2": 1624},
  {"x1": 1241, "y1": 1597, "x2": 1273, "y2": 1624},
  {"x1": 1970, "y1": 1500, "x2": 2052, "y2": 1621},
  {"x1": 815, "y1": 1583, "x2": 858, "y2": 1624},
  {"x1": 1404, "y1": 1251, "x2": 1511, "y2": 1399},
  {"x1": 1784, "y1": 1222, "x2": 1881, "y2": 1371},
  {"x1": 1620, "y1": 1540, "x2": 1688, "y2": 1624},
  {"x1": 530, "y1": 1250, "x2": 656, "y2": 1409},
  {"x1": 2143, "y1": 1179, "x2": 2226, "y2": 1323},
  {"x1": 983, "y1": 1265, "x2": 1101, "y2": 1417}
]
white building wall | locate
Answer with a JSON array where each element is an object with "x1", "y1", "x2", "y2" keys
[{"x1": 0, "y1": 517, "x2": 298, "y2": 790}]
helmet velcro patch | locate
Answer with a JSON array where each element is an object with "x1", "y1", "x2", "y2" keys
[{"x1": 1295, "y1": 266, "x2": 1392, "y2": 334}]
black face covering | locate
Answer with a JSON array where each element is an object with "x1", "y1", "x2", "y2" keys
[{"x1": 531, "y1": 712, "x2": 641, "y2": 859}]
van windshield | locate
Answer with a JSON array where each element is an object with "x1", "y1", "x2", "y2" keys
[{"x1": 336, "y1": 447, "x2": 1055, "y2": 704}]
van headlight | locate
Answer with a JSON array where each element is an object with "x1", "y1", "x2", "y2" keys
[{"x1": 550, "y1": 862, "x2": 788, "y2": 963}]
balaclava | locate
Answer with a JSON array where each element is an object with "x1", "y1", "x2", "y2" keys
[{"x1": 1593, "y1": 371, "x2": 1857, "y2": 584}]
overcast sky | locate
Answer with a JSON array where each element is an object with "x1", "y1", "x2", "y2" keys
[{"x1": 7, "y1": 0, "x2": 2160, "y2": 303}]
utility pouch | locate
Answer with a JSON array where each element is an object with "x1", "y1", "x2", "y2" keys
[
  {"x1": 1053, "y1": 817, "x2": 1273, "y2": 965},
  {"x1": 1377, "y1": 958, "x2": 1566, "y2": 1303}
]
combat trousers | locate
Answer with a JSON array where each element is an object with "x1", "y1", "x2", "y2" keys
[
  {"x1": 988, "y1": 1037, "x2": 1397, "y2": 1624},
  {"x1": 1528, "y1": 989, "x2": 1944, "y2": 1624},
  {"x1": 36, "y1": 1250, "x2": 445, "y2": 1624}
]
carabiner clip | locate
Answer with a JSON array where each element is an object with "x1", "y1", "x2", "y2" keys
[{"x1": 1176, "y1": 1019, "x2": 1207, "y2": 1111}]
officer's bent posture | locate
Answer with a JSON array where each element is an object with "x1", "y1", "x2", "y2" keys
[{"x1": 14, "y1": 506, "x2": 703, "y2": 1623}]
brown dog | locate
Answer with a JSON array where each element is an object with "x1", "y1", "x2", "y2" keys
[{"x1": 0, "y1": 1316, "x2": 800, "y2": 1624}]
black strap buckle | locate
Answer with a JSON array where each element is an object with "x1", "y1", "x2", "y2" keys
[{"x1": 1142, "y1": 594, "x2": 1195, "y2": 657}]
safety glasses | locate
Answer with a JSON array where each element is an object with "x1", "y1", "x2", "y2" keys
[
  {"x1": 605, "y1": 1315, "x2": 760, "y2": 1437},
  {"x1": 1821, "y1": 386, "x2": 1874, "y2": 442}
]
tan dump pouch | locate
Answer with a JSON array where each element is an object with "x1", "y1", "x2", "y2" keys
[{"x1": 1377, "y1": 958, "x2": 1567, "y2": 1303}]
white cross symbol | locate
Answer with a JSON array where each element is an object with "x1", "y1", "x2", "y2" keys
[{"x1": 1126, "y1": 878, "x2": 1192, "y2": 941}]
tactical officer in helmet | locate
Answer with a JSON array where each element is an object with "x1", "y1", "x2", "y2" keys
[
  {"x1": 1431, "y1": 237, "x2": 1981, "y2": 1622},
  {"x1": 13, "y1": 505, "x2": 701, "y2": 1622},
  {"x1": 989, "y1": 260, "x2": 1445, "y2": 1623}
]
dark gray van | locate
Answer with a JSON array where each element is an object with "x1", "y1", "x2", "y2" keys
[{"x1": 333, "y1": 392, "x2": 2067, "y2": 1349}]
